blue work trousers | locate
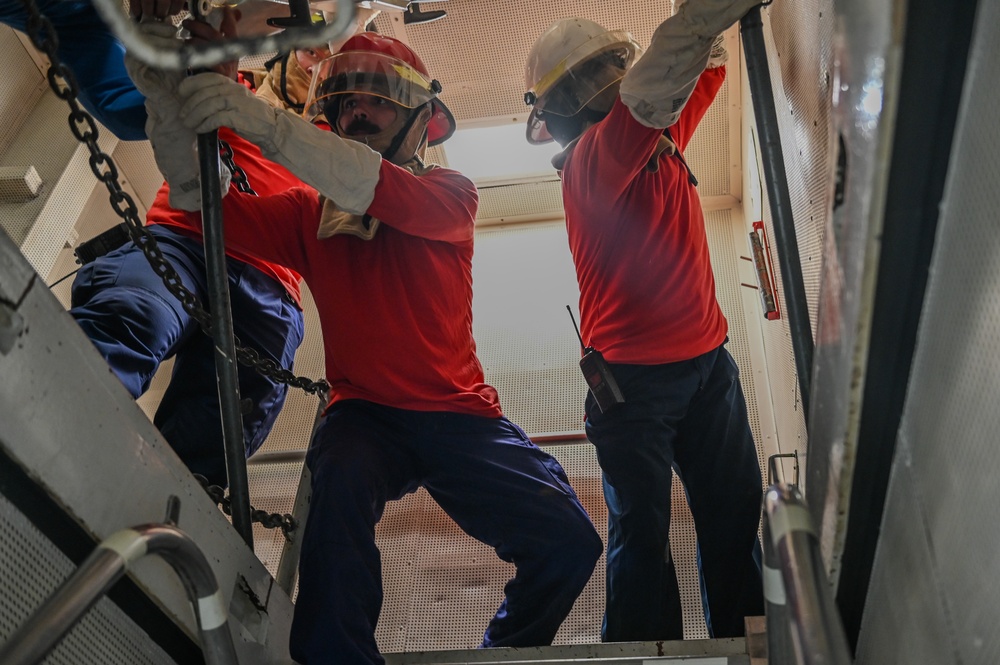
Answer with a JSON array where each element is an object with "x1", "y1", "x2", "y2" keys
[
  {"x1": 1, "y1": 0, "x2": 147, "y2": 140},
  {"x1": 70, "y1": 225, "x2": 305, "y2": 486},
  {"x1": 585, "y1": 344, "x2": 764, "y2": 641},
  {"x1": 289, "y1": 400, "x2": 603, "y2": 665}
]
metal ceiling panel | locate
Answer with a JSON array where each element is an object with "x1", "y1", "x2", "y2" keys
[{"x1": 374, "y1": 1, "x2": 736, "y2": 200}]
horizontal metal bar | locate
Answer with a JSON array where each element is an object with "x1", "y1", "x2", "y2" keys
[{"x1": 247, "y1": 431, "x2": 590, "y2": 466}]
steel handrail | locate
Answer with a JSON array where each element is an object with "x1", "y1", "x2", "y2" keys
[
  {"x1": 89, "y1": 0, "x2": 357, "y2": 70},
  {"x1": 763, "y1": 483, "x2": 852, "y2": 665},
  {"x1": 0, "y1": 519, "x2": 238, "y2": 665}
]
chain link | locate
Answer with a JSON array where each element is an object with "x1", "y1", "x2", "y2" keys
[
  {"x1": 194, "y1": 475, "x2": 298, "y2": 540},
  {"x1": 19, "y1": 0, "x2": 330, "y2": 398}
]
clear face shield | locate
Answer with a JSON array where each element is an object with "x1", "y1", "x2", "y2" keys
[
  {"x1": 303, "y1": 50, "x2": 440, "y2": 125},
  {"x1": 524, "y1": 31, "x2": 641, "y2": 144}
]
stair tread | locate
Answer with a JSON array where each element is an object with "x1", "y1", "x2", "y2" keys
[{"x1": 383, "y1": 637, "x2": 749, "y2": 664}]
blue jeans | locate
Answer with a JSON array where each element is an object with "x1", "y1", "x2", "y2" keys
[
  {"x1": 1, "y1": 0, "x2": 147, "y2": 140},
  {"x1": 70, "y1": 225, "x2": 305, "y2": 485},
  {"x1": 586, "y1": 344, "x2": 764, "y2": 641},
  {"x1": 290, "y1": 400, "x2": 603, "y2": 665}
]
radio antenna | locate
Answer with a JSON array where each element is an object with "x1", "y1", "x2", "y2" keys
[{"x1": 566, "y1": 305, "x2": 586, "y2": 351}]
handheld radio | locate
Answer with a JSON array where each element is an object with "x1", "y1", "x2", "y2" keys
[{"x1": 567, "y1": 306, "x2": 625, "y2": 413}]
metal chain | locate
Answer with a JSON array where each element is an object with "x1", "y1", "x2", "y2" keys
[
  {"x1": 194, "y1": 475, "x2": 298, "y2": 540},
  {"x1": 19, "y1": 0, "x2": 330, "y2": 398},
  {"x1": 219, "y1": 139, "x2": 254, "y2": 194}
]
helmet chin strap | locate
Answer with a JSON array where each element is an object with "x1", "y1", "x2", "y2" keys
[
  {"x1": 334, "y1": 103, "x2": 432, "y2": 166},
  {"x1": 382, "y1": 104, "x2": 432, "y2": 165}
]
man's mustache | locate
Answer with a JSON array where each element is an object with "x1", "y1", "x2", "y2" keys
[{"x1": 344, "y1": 119, "x2": 381, "y2": 135}]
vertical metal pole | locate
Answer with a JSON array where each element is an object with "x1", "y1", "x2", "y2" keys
[
  {"x1": 198, "y1": 130, "x2": 253, "y2": 547},
  {"x1": 741, "y1": 5, "x2": 814, "y2": 418}
]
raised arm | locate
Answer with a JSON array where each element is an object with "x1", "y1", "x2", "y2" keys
[{"x1": 620, "y1": 0, "x2": 762, "y2": 128}]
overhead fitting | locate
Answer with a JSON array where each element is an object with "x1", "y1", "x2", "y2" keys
[{"x1": 87, "y1": 0, "x2": 357, "y2": 70}]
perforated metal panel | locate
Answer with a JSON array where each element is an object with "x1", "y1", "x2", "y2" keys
[
  {"x1": 854, "y1": 462, "x2": 955, "y2": 665},
  {"x1": 858, "y1": 1, "x2": 1000, "y2": 661},
  {"x1": 476, "y1": 180, "x2": 563, "y2": 224},
  {"x1": 705, "y1": 209, "x2": 765, "y2": 464},
  {"x1": 0, "y1": 90, "x2": 120, "y2": 280},
  {"x1": 240, "y1": 51, "x2": 278, "y2": 73},
  {"x1": 472, "y1": 222, "x2": 587, "y2": 434},
  {"x1": 0, "y1": 26, "x2": 46, "y2": 157},
  {"x1": 0, "y1": 92, "x2": 85, "y2": 243},
  {"x1": 113, "y1": 140, "x2": 165, "y2": 213},
  {"x1": 741, "y1": 0, "x2": 835, "y2": 474},
  {"x1": 248, "y1": 461, "x2": 307, "y2": 573},
  {"x1": 394, "y1": 0, "x2": 682, "y2": 122},
  {"x1": 748, "y1": 0, "x2": 834, "y2": 440},
  {"x1": 244, "y1": 441, "x2": 720, "y2": 650},
  {"x1": 766, "y1": 0, "x2": 834, "y2": 300},
  {"x1": 763, "y1": 0, "x2": 833, "y2": 380},
  {"x1": 0, "y1": 495, "x2": 177, "y2": 665},
  {"x1": 685, "y1": 75, "x2": 733, "y2": 199},
  {"x1": 374, "y1": 0, "x2": 735, "y2": 206},
  {"x1": 369, "y1": 444, "x2": 724, "y2": 648}
]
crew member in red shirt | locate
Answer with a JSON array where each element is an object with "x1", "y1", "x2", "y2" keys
[
  {"x1": 130, "y1": 31, "x2": 602, "y2": 664},
  {"x1": 523, "y1": 0, "x2": 767, "y2": 642}
]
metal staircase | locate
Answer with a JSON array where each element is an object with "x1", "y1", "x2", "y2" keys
[
  {"x1": 0, "y1": 227, "x2": 293, "y2": 664},
  {"x1": 1, "y1": 214, "x2": 842, "y2": 665}
]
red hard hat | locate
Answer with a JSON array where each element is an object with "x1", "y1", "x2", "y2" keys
[{"x1": 308, "y1": 32, "x2": 456, "y2": 146}]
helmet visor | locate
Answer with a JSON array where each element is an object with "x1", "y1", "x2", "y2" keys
[
  {"x1": 303, "y1": 51, "x2": 439, "y2": 122},
  {"x1": 526, "y1": 30, "x2": 640, "y2": 117}
]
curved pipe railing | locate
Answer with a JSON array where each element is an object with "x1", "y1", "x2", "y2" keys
[
  {"x1": 763, "y1": 483, "x2": 852, "y2": 665},
  {"x1": 90, "y1": 0, "x2": 356, "y2": 70},
  {"x1": 0, "y1": 522, "x2": 237, "y2": 665}
]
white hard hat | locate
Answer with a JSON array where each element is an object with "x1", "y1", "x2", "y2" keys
[{"x1": 523, "y1": 17, "x2": 642, "y2": 144}]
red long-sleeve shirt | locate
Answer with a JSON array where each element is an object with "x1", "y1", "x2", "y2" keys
[
  {"x1": 146, "y1": 127, "x2": 304, "y2": 307},
  {"x1": 561, "y1": 66, "x2": 728, "y2": 364},
  {"x1": 203, "y1": 160, "x2": 501, "y2": 417}
]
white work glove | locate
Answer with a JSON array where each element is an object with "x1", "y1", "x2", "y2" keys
[
  {"x1": 621, "y1": 0, "x2": 760, "y2": 128},
  {"x1": 178, "y1": 73, "x2": 383, "y2": 215},
  {"x1": 124, "y1": 21, "x2": 230, "y2": 211}
]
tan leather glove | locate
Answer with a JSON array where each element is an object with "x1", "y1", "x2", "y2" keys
[{"x1": 178, "y1": 73, "x2": 382, "y2": 215}]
